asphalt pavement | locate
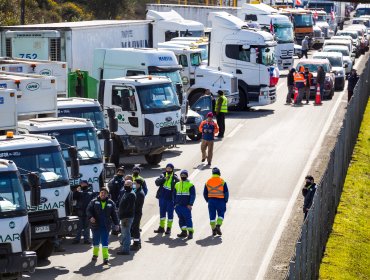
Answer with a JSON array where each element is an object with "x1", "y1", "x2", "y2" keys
[{"x1": 26, "y1": 50, "x2": 369, "y2": 280}]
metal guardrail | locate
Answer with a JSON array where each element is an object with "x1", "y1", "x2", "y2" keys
[{"x1": 286, "y1": 59, "x2": 370, "y2": 279}]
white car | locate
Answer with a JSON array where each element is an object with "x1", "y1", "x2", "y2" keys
[
  {"x1": 312, "y1": 25, "x2": 325, "y2": 48},
  {"x1": 336, "y1": 30, "x2": 362, "y2": 57},
  {"x1": 322, "y1": 45, "x2": 353, "y2": 75},
  {"x1": 313, "y1": 52, "x2": 346, "y2": 91}
]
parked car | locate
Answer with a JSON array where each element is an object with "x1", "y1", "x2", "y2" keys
[
  {"x1": 345, "y1": 25, "x2": 369, "y2": 52},
  {"x1": 322, "y1": 45, "x2": 353, "y2": 75},
  {"x1": 313, "y1": 52, "x2": 346, "y2": 91},
  {"x1": 296, "y1": 59, "x2": 335, "y2": 99}
]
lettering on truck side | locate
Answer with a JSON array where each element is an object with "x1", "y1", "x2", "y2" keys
[
  {"x1": 70, "y1": 177, "x2": 99, "y2": 186},
  {"x1": 28, "y1": 201, "x2": 65, "y2": 212},
  {"x1": 0, "y1": 234, "x2": 20, "y2": 243},
  {"x1": 155, "y1": 120, "x2": 180, "y2": 128}
]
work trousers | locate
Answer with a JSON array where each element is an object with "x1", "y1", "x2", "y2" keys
[
  {"x1": 216, "y1": 113, "x2": 225, "y2": 137},
  {"x1": 208, "y1": 199, "x2": 226, "y2": 229},
  {"x1": 201, "y1": 140, "x2": 214, "y2": 163},
  {"x1": 131, "y1": 213, "x2": 142, "y2": 242},
  {"x1": 159, "y1": 198, "x2": 174, "y2": 228},
  {"x1": 304, "y1": 86, "x2": 310, "y2": 102},
  {"x1": 75, "y1": 216, "x2": 90, "y2": 241},
  {"x1": 175, "y1": 205, "x2": 193, "y2": 232},
  {"x1": 92, "y1": 227, "x2": 109, "y2": 259},
  {"x1": 120, "y1": 218, "x2": 134, "y2": 253},
  {"x1": 287, "y1": 85, "x2": 294, "y2": 103}
]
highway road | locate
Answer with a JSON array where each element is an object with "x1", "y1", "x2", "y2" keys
[{"x1": 26, "y1": 51, "x2": 369, "y2": 280}]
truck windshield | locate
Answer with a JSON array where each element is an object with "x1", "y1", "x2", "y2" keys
[
  {"x1": 137, "y1": 83, "x2": 180, "y2": 114},
  {"x1": 317, "y1": 15, "x2": 327, "y2": 22},
  {"x1": 45, "y1": 128, "x2": 102, "y2": 165},
  {"x1": 2, "y1": 146, "x2": 69, "y2": 190},
  {"x1": 293, "y1": 14, "x2": 313, "y2": 27},
  {"x1": 274, "y1": 25, "x2": 294, "y2": 43},
  {"x1": 150, "y1": 71, "x2": 182, "y2": 90},
  {"x1": 190, "y1": 53, "x2": 202, "y2": 66},
  {"x1": 180, "y1": 30, "x2": 204, "y2": 37},
  {"x1": 58, "y1": 107, "x2": 106, "y2": 130},
  {"x1": 260, "y1": 47, "x2": 276, "y2": 66},
  {"x1": 0, "y1": 171, "x2": 27, "y2": 215}
]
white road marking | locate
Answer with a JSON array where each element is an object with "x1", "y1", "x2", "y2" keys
[
  {"x1": 227, "y1": 123, "x2": 244, "y2": 138},
  {"x1": 189, "y1": 168, "x2": 201, "y2": 180},
  {"x1": 141, "y1": 214, "x2": 159, "y2": 236},
  {"x1": 255, "y1": 85, "x2": 345, "y2": 280},
  {"x1": 277, "y1": 82, "x2": 285, "y2": 92}
]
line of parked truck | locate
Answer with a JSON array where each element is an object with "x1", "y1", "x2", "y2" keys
[{"x1": 1, "y1": 3, "x2": 369, "y2": 279}]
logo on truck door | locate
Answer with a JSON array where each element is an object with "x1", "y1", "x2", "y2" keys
[
  {"x1": 39, "y1": 69, "x2": 52, "y2": 76},
  {"x1": 26, "y1": 82, "x2": 40, "y2": 91}
]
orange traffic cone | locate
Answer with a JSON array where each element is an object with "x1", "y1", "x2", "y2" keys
[
  {"x1": 293, "y1": 87, "x2": 299, "y2": 104},
  {"x1": 315, "y1": 84, "x2": 322, "y2": 105}
]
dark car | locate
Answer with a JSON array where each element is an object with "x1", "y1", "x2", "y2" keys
[{"x1": 296, "y1": 59, "x2": 335, "y2": 99}]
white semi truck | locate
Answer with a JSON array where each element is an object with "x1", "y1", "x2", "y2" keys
[
  {"x1": 238, "y1": 3, "x2": 294, "y2": 70},
  {"x1": 0, "y1": 133, "x2": 79, "y2": 260},
  {"x1": 97, "y1": 75, "x2": 186, "y2": 165},
  {"x1": 0, "y1": 13, "x2": 204, "y2": 75},
  {"x1": 0, "y1": 57, "x2": 68, "y2": 97},
  {"x1": 0, "y1": 159, "x2": 38, "y2": 279},
  {"x1": 208, "y1": 12, "x2": 279, "y2": 109},
  {"x1": 157, "y1": 43, "x2": 239, "y2": 106}
]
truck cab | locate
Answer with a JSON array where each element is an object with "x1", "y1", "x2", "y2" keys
[
  {"x1": 0, "y1": 88, "x2": 17, "y2": 135},
  {"x1": 0, "y1": 159, "x2": 37, "y2": 279},
  {"x1": 17, "y1": 117, "x2": 105, "y2": 192},
  {"x1": 157, "y1": 43, "x2": 239, "y2": 107},
  {"x1": 208, "y1": 12, "x2": 279, "y2": 110},
  {"x1": 0, "y1": 133, "x2": 79, "y2": 260},
  {"x1": 98, "y1": 75, "x2": 186, "y2": 165},
  {"x1": 239, "y1": 3, "x2": 294, "y2": 70}
]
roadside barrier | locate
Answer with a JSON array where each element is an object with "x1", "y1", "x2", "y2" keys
[{"x1": 286, "y1": 58, "x2": 370, "y2": 279}]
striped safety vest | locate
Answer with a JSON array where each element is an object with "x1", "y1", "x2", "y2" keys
[
  {"x1": 163, "y1": 173, "x2": 173, "y2": 191},
  {"x1": 206, "y1": 176, "x2": 225, "y2": 199}
]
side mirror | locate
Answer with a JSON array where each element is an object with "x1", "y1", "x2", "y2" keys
[
  {"x1": 68, "y1": 146, "x2": 80, "y2": 179},
  {"x1": 176, "y1": 83, "x2": 183, "y2": 105},
  {"x1": 28, "y1": 172, "x2": 40, "y2": 207},
  {"x1": 106, "y1": 108, "x2": 118, "y2": 133},
  {"x1": 103, "y1": 163, "x2": 116, "y2": 182},
  {"x1": 344, "y1": 63, "x2": 348, "y2": 68},
  {"x1": 104, "y1": 138, "x2": 113, "y2": 159}
]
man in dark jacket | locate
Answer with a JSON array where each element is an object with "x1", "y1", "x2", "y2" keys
[
  {"x1": 316, "y1": 66, "x2": 326, "y2": 100},
  {"x1": 154, "y1": 163, "x2": 179, "y2": 235},
  {"x1": 130, "y1": 178, "x2": 146, "y2": 250},
  {"x1": 347, "y1": 69, "x2": 359, "y2": 102},
  {"x1": 286, "y1": 68, "x2": 296, "y2": 104},
  {"x1": 72, "y1": 180, "x2": 96, "y2": 244},
  {"x1": 86, "y1": 187, "x2": 119, "y2": 265},
  {"x1": 303, "y1": 67, "x2": 313, "y2": 104},
  {"x1": 174, "y1": 170, "x2": 196, "y2": 240},
  {"x1": 302, "y1": 175, "x2": 317, "y2": 219},
  {"x1": 117, "y1": 180, "x2": 136, "y2": 255},
  {"x1": 132, "y1": 165, "x2": 148, "y2": 196},
  {"x1": 108, "y1": 167, "x2": 125, "y2": 205},
  {"x1": 199, "y1": 112, "x2": 219, "y2": 166}
]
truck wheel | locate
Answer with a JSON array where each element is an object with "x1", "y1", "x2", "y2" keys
[
  {"x1": 188, "y1": 89, "x2": 205, "y2": 106},
  {"x1": 188, "y1": 133, "x2": 202, "y2": 141},
  {"x1": 1, "y1": 272, "x2": 22, "y2": 280},
  {"x1": 36, "y1": 240, "x2": 54, "y2": 260},
  {"x1": 237, "y1": 87, "x2": 248, "y2": 111},
  {"x1": 145, "y1": 153, "x2": 163, "y2": 165}
]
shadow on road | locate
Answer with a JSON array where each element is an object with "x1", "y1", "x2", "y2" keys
[
  {"x1": 26, "y1": 265, "x2": 69, "y2": 279},
  {"x1": 227, "y1": 109, "x2": 275, "y2": 119},
  {"x1": 196, "y1": 236, "x2": 223, "y2": 247},
  {"x1": 145, "y1": 234, "x2": 189, "y2": 248},
  {"x1": 73, "y1": 261, "x2": 111, "y2": 276}
]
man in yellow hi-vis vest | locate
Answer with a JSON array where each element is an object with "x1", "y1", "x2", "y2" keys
[{"x1": 215, "y1": 90, "x2": 228, "y2": 138}]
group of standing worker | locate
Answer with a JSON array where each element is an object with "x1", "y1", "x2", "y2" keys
[{"x1": 70, "y1": 163, "x2": 229, "y2": 265}]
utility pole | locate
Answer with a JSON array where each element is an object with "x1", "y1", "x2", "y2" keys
[{"x1": 20, "y1": 0, "x2": 25, "y2": 25}]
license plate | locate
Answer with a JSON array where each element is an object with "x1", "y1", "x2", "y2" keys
[
  {"x1": 166, "y1": 137, "x2": 173, "y2": 143},
  {"x1": 35, "y1": 225, "x2": 50, "y2": 233},
  {"x1": 186, "y1": 125, "x2": 191, "y2": 129},
  {"x1": 310, "y1": 86, "x2": 315, "y2": 90}
]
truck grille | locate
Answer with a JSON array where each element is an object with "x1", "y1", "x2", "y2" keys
[
  {"x1": 231, "y1": 77, "x2": 238, "y2": 93},
  {"x1": 49, "y1": 38, "x2": 61, "y2": 61},
  {"x1": 280, "y1": 49, "x2": 294, "y2": 59},
  {"x1": 269, "y1": 87, "x2": 276, "y2": 97},
  {"x1": 5, "y1": 38, "x2": 11, "y2": 57},
  {"x1": 159, "y1": 126, "x2": 178, "y2": 136}
]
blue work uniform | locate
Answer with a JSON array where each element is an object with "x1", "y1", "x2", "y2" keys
[{"x1": 174, "y1": 180, "x2": 196, "y2": 233}]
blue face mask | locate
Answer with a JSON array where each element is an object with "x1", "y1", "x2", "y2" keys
[{"x1": 132, "y1": 183, "x2": 136, "y2": 191}]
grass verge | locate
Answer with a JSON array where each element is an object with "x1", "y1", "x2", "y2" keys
[{"x1": 319, "y1": 99, "x2": 370, "y2": 280}]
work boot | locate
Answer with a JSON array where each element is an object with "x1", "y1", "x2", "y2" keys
[
  {"x1": 212, "y1": 228, "x2": 217, "y2": 236},
  {"x1": 165, "y1": 227, "x2": 171, "y2": 235},
  {"x1": 130, "y1": 242, "x2": 141, "y2": 251},
  {"x1": 187, "y1": 232, "x2": 193, "y2": 240},
  {"x1": 215, "y1": 225, "x2": 222, "y2": 236},
  {"x1": 154, "y1": 226, "x2": 165, "y2": 234},
  {"x1": 91, "y1": 255, "x2": 98, "y2": 262},
  {"x1": 103, "y1": 259, "x2": 109, "y2": 265},
  {"x1": 177, "y1": 230, "x2": 188, "y2": 238}
]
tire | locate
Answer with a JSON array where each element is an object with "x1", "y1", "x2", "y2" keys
[
  {"x1": 188, "y1": 133, "x2": 202, "y2": 141},
  {"x1": 145, "y1": 153, "x2": 163, "y2": 165},
  {"x1": 36, "y1": 240, "x2": 54, "y2": 260},
  {"x1": 1, "y1": 272, "x2": 22, "y2": 280},
  {"x1": 237, "y1": 86, "x2": 248, "y2": 111},
  {"x1": 188, "y1": 89, "x2": 205, "y2": 107}
]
